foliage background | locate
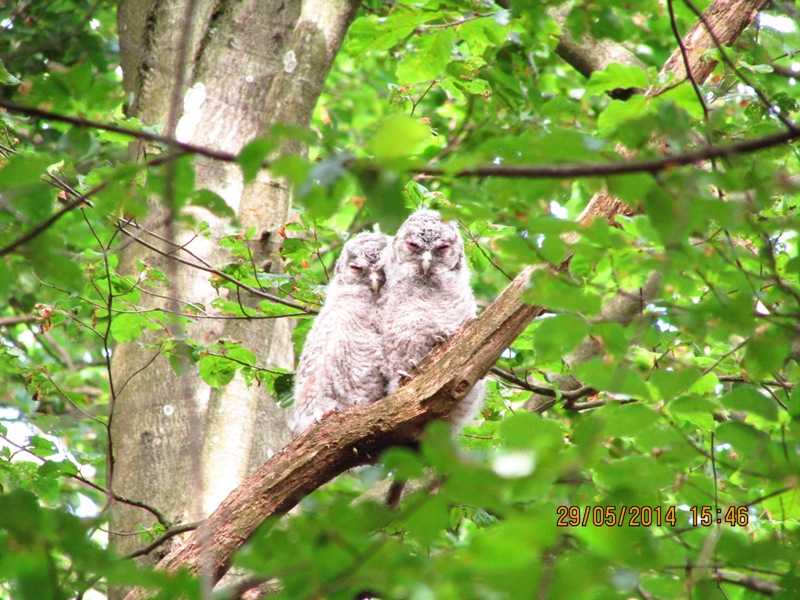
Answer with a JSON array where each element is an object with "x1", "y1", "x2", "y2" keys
[{"x1": 1, "y1": 0, "x2": 799, "y2": 598}]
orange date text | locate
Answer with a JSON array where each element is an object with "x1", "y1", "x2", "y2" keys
[{"x1": 556, "y1": 505, "x2": 677, "y2": 527}]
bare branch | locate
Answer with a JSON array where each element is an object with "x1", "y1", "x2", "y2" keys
[
  {"x1": 550, "y1": 5, "x2": 646, "y2": 79},
  {"x1": 125, "y1": 521, "x2": 203, "y2": 560},
  {"x1": 0, "y1": 152, "x2": 183, "y2": 258},
  {"x1": 417, "y1": 127, "x2": 800, "y2": 180},
  {"x1": 0, "y1": 315, "x2": 39, "y2": 327},
  {"x1": 117, "y1": 219, "x2": 316, "y2": 314},
  {"x1": 0, "y1": 98, "x2": 236, "y2": 163}
]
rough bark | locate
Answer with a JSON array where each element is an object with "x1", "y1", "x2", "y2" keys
[
  {"x1": 550, "y1": 5, "x2": 646, "y2": 80},
  {"x1": 655, "y1": 0, "x2": 768, "y2": 85},
  {"x1": 110, "y1": 0, "x2": 359, "y2": 586},
  {"x1": 552, "y1": 0, "x2": 767, "y2": 87}
]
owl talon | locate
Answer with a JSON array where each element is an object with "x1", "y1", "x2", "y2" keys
[
  {"x1": 320, "y1": 408, "x2": 338, "y2": 421},
  {"x1": 434, "y1": 335, "x2": 447, "y2": 344},
  {"x1": 397, "y1": 369, "x2": 412, "y2": 383}
]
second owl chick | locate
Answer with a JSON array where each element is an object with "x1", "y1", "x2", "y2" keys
[
  {"x1": 290, "y1": 232, "x2": 391, "y2": 435},
  {"x1": 382, "y1": 210, "x2": 485, "y2": 429}
]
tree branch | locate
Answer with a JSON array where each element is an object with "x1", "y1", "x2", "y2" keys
[
  {"x1": 524, "y1": 272, "x2": 662, "y2": 414},
  {"x1": 0, "y1": 151, "x2": 182, "y2": 258},
  {"x1": 123, "y1": 266, "x2": 548, "y2": 599},
  {"x1": 0, "y1": 98, "x2": 237, "y2": 163},
  {"x1": 125, "y1": 521, "x2": 202, "y2": 560},
  {"x1": 0, "y1": 315, "x2": 39, "y2": 327},
  {"x1": 550, "y1": 5, "x2": 646, "y2": 80},
  {"x1": 656, "y1": 0, "x2": 769, "y2": 86},
  {"x1": 417, "y1": 127, "x2": 800, "y2": 179}
]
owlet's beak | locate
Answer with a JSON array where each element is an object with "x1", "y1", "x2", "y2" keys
[
  {"x1": 369, "y1": 271, "x2": 381, "y2": 293},
  {"x1": 421, "y1": 250, "x2": 432, "y2": 276}
]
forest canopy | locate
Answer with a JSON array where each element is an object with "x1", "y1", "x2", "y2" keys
[{"x1": 1, "y1": 0, "x2": 799, "y2": 599}]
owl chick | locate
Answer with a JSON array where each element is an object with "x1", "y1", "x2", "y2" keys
[
  {"x1": 290, "y1": 232, "x2": 391, "y2": 435},
  {"x1": 382, "y1": 210, "x2": 485, "y2": 430}
]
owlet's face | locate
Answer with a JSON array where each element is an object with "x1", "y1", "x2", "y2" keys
[
  {"x1": 334, "y1": 232, "x2": 390, "y2": 293},
  {"x1": 393, "y1": 210, "x2": 464, "y2": 277}
]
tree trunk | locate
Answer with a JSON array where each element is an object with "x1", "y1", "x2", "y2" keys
[{"x1": 109, "y1": 1, "x2": 358, "y2": 592}]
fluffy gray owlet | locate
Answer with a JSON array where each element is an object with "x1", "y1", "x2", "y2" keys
[
  {"x1": 290, "y1": 232, "x2": 391, "y2": 435},
  {"x1": 382, "y1": 210, "x2": 485, "y2": 430}
]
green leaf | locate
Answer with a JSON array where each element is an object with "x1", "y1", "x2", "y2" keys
[
  {"x1": 532, "y1": 314, "x2": 588, "y2": 362},
  {"x1": 669, "y1": 395, "x2": 716, "y2": 430},
  {"x1": 744, "y1": 328, "x2": 791, "y2": 380},
  {"x1": 404, "y1": 494, "x2": 450, "y2": 546},
  {"x1": 0, "y1": 489, "x2": 41, "y2": 533},
  {"x1": 36, "y1": 460, "x2": 78, "y2": 479},
  {"x1": 715, "y1": 421, "x2": 772, "y2": 463},
  {"x1": 649, "y1": 367, "x2": 702, "y2": 401},
  {"x1": 525, "y1": 270, "x2": 602, "y2": 315},
  {"x1": 167, "y1": 340, "x2": 196, "y2": 377},
  {"x1": 110, "y1": 312, "x2": 162, "y2": 343},
  {"x1": 269, "y1": 154, "x2": 310, "y2": 188},
  {"x1": 722, "y1": 386, "x2": 779, "y2": 423},
  {"x1": 0, "y1": 154, "x2": 52, "y2": 188},
  {"x1": 297, "y1": 154, "x2": 352, "y2": 219},
  {"x1": 348, "y1": 13, "x2": 435, "y2": 55},
  {"x1": 272, "y1": 372, "x2": 294, "y2": 407},
  {"x1": 585, "y1": 64, "x2": 648, "y2": 97},
  {"x1": 597, "y1": 95, "x2": 649, "y2": 134},
  {"x1": 499, "y1": 411, "x2": 569, "y2": 452},
  {"x1": 606, "y1": 173, "x2": 656, "y2": 206},
  {"x1": 572, "y1": 359, "x2": 652, "y2": 401},
  {"x1": 28, "y1": 234, "x2": 83, "y2": 291},
  {"x1": 396, "y1": 27, "x2": 457, "y2": 82},
  {"x1": 381, "y1": 447, "x2": 426, "y2": 481},
  {"x1": 238, "y1": 138, "x2": 275, "y2": 182},
  {"x1": 368, "y1": 115, "x2": 430, "y2": 161},
  {"x1": 600, "y1": 402, "x2": 660, "y2": 438},
  {"x1": 191, "y1": 189, "x2": 236, "y2": 219},
  {"x1": 593, "y1": 455, "x2": 674, "y2": 493},
  {"x1": 221, "y1": 342, "x2": 257, "y2": 367},
  {"x1": 0, "y1": 60, "x2": 21, "y2": 85},
  {"x1": 357, "y1": 167, "x2": 408, "y2": 232}
]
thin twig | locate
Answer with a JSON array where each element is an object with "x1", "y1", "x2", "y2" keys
[
  {"x1": 117, "y1": 219, "x2": 316, "y2": 314},
  {"x1": 460, "y1": 223, "x2": 513, "y2": 281},
  {"x1": 125, "y1": 521, "x2": 203, "y2": 559},
  {"x1": 421, "y1": 12, "x2": 494, "y2": 30},
  {"x1": 667, "y1": 0, "x2": 710, "y2": 122},
  {"x1": 0, "y1": 98, "x2": 236, "y2": 163},
  {"x1": 0, "y1": 315, "x2": 39, "y2": 327},
  {"x1": 490, "y1": 366, "x2": 598, "y2": 402},
  {"x1": 0, "y1": 152, "x2": 186, "y2": 258},
  {"x1": 0, "y1": 432, "x2": 168, "y2": 525},
  {"x1": 411, "y1": 79, "x2": 439, "y2": 116},
  {"x1": 421, "y1": 127, "x2": 800, "y2": 179}
]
